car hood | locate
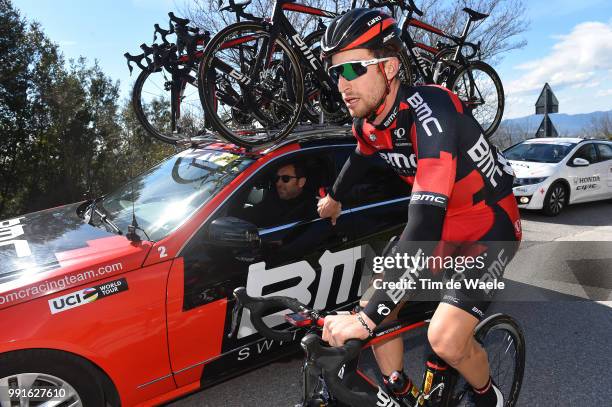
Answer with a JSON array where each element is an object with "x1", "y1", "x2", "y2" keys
[
  {"x1": 0, "y1": 202, "x2": 153, "y2": 308},
  {"x1": 509, "y1": 160, "x2": 558, "y2": 179}
]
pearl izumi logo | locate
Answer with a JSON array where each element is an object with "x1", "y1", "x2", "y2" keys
[
  {"x1": 406, "y1": 92, "x2": 443, "y2": 137},
  {"x1": 377, "y1": 304, "x2": 391, "y2": 316},
  {"x1": 48, "y1": 278, "x2": 128, "y2": 314}
]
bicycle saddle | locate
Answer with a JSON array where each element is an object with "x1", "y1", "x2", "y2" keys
[{"x1": 463, "y1": 7, "x2": 489, "y2": 21}]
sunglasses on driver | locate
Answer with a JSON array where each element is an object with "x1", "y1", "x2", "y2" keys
[{"x1": 274, "y1": 174, "x2": 300, "y2": 183}]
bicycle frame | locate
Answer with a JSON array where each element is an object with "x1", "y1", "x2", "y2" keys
[
  {"x1": 398, "y1": 8, "x2": 477, "y2": 83},
  {"x1": 299, "y1": 306, "x2": 462, "y2": 407},
  {"x1": 261, "y1": 0, "x2": 340, "y2": 94}
]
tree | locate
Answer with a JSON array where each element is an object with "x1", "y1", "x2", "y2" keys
[
  {"x1": 0, "y1": 0, "x2": 176, "y2": 219},
  {"x1": 583, "y1": 112, "x2": 612, "y2": 140}
]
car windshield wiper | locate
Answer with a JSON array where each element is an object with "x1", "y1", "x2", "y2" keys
[{"x1": 84, "y1": 199, "x2": 122, "y2": 235}]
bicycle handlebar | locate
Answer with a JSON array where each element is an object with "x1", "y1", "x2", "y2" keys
[
  {"x1": 124, "y1": 52, "x2": 151, "y2": 74},
  {"x1": 231, "y1": 287, "x2": 311, "y2": 342},
  {"x1": 168, "y1": 11, "x2": 190, "y2": 26},
  {"x1": 218, "y1": 0, "x2": 261, "y2": 23},
  {"x1": 154, "y1": 23, "x2": 173, "y2": 45},
  {"x1": 367, "y1": 0, "x2": 423, "y2": 16},
  {"x1": 232, "y1": 286, "x2": 385, "y2": 407}
]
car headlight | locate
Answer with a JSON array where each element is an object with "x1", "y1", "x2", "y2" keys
[{"x1": 513, "y1": 177, "x2": 548, "y2": 186}]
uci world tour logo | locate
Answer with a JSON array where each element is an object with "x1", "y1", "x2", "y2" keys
[{"x1": 48, "y1": 278, "x2": 128, "y2": 315}]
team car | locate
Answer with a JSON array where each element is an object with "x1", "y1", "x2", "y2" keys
[
  {"x1": 505, "y1": 137, "x2": 612, "y2": 216},
  {"x1": 0, "y1": 127, "x2": 426, "y2": 406}
]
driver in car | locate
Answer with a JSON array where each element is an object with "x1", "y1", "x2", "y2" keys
[{"x1": 243, "y1": 162, "x2": 318, "y2": 228}]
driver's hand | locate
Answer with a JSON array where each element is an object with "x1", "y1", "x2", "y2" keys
[
  {"x1": 322, "y1": 312, "x2": 374, "y2": 347},
  {"x1": 317, "y1": 194, "x2": 342, "y2": 225}
]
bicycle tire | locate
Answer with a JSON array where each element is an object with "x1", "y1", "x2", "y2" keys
[
  {"x1": 450, "y1": 313, "x2": 525, "y2": 407},
  {"x1": 447, "y1": 60, "x2": 504, "y2": 139},
  {"x1": 132, "y1": 66, "x2": 206, "y2": 145},
  {"x1": 198, "y1": 22, "x2": 304, "y2": 147}
]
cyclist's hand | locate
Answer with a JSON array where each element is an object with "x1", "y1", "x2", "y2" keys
[
  {"x1": 317, "y1": 194, "x2": 342, "y2": 225},
  {"x1": 322, "y1": 313, "x2": 375, "y2": 347}
]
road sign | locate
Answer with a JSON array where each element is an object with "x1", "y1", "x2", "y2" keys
[
  {"x1": 535, "y1": 83, "x2": 559, "y2": 114},
  {"x1": 536, "y1": 114, "x2": 558, "y2": 138}
]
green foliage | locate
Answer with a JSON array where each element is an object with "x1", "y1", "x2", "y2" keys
[{"x1": 0, "y1": 0, "x2": 174, "y2": 219}]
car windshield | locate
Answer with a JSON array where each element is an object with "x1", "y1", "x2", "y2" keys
[
  {"x1": 100, "y1": 149, "x2": 255, "y2": 241},
  {"x1": 504, "y1": 142, "x2": 575, "y2": 163}
]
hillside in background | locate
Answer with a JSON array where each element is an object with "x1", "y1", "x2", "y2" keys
[{"x1": 491, "y1": 109, "x2": 612, "y2": 149}]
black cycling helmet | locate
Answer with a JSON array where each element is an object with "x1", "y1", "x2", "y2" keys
[{"x1": 321, "y1": 8, "x2": 402, "y2": 61}]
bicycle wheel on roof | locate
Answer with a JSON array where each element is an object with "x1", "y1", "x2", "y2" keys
[
  {"x1": 198, "y1": 22, "x2": 304, "y2": 147},
  {"x1": 132, "y1": 66, "x2": 208, "y2": 145}
]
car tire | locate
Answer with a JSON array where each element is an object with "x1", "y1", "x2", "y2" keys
[
  {"x1": 542, "y1": 182, "x2": 568, "y2": 216},
  {"x1": 0, "y1": 349, "x2": 108, "y2": 407}
]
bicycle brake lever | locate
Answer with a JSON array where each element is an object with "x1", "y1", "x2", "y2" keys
[
  {"x1": 228, "y1": 297, "x2": 244, "y2": 338},
  {"x1": 124, "y1": 52, "x2": 134, "y2": 74}
]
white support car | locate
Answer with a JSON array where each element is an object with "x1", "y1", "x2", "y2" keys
[{"x1": 504, "y1": 137, "x2": 612, "y2": 216}]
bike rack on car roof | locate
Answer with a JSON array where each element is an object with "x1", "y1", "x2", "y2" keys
[{"x1": 176, "y1": 124, "x2": 354, "y2": 154}]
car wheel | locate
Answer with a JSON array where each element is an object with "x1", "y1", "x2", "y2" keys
[
  {"x1": 542, "y1": 182, "x2": 567, "y2": 216},
  {"x1": 0, "y1": 350, "x2": 108, "y2": 407}
]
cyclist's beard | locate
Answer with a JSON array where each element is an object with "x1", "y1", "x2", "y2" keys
[{"x1": 344, "y1": 78, "x2": 387, "y2": 119}]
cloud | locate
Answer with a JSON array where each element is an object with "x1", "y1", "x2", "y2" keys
[
  {"x1": 596, "y1": 89, "x2": 612, "y2": 97},
  {"x1": 507, "y1": 21, "x2": 612, "y2": 95}
]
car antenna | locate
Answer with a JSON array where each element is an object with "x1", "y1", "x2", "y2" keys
[{"x1": 126, "y1": 153, "x2": 150, "y2": 242}]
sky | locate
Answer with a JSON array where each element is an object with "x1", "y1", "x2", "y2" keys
[{"x1": 11, "y1": 0, "x2": 612, "y2": 119}]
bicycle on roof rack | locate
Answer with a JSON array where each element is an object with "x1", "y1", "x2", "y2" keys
[
  {"x1": 230, "y1": 287, "x2": 525, "y2": 407},
  {"x1": 196, "y1": 0, "x2": 413, "y2": 148},
  {"x1": 124, "y1": 12, "x2": 215, "y2": 144},
  {"x1": 368, "y1": 0, "x2": 504, "y2": 138}
]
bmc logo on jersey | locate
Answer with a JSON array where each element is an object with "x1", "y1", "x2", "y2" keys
[
  {"x1": 379, "y1": 152, "x2": 417, "y2": 171},
  {"x1": 406, "y1": 92, "x2": 443, "y2": 137},
  {"x1": 467, "y1": 134, "x2": 513, "y2": 187}
]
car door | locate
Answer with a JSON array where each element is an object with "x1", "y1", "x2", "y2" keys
[
  {"x1": 166, "y1": 146, "x2": 361, "y2": 388},
  {"x1": 567, "y1": 143, "x2": 603, "y2": 203},
  {"x1": 595, "y1": 143, "x2": 612, "y2": 196}
]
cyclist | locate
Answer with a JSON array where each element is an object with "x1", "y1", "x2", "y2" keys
[{"x1": 317, "y1": 8, "x2": 521, "y2": 407}]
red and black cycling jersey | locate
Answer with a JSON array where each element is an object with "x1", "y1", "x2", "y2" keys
[{"x1": 330, "y1": 84, "x2": 522, "y2": 325}]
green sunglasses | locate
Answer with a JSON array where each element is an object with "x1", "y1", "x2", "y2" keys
[{"x1": 327, "y1": 58, "x2": 392, "y2": 82}]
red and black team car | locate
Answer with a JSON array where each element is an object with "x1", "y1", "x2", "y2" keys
[{"x1": 0, "y1": 127, "x2": 419, "y2": 406}]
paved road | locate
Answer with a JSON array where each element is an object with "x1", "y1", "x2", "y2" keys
[{"x1": 169, "y1": 200, "x2": 612, "y2": 407}]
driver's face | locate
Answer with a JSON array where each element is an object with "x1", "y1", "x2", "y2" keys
[{"x1": 275, "y1": 164, "x2": 305, "y2": 200}]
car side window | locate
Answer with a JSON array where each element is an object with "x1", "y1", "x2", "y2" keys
[
  {"x1": 334, "y1": 150, "x2": 411, "y2": 209},
  {"x1": 226, "y1": 151, "x2": 335, "y2": 229},
  {"x1": 572, "y1": 143, "x2": 597, "y2": 163},
  {"x1": 596, "y1": 144, "x2": 612, "y2": 161}
]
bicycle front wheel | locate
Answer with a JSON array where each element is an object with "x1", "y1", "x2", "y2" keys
[
  {"x1": 198, "y1": 22, "x2": 304, "y2": 147},
  {"x1": 132, "y1": 66, "x2": 205, "y2": 144},
  {"x1": 451, "y1": 313, "x2": 525, "y2": 407},
  {"x1": 448, "y1": 61, "x2": 504, "y2": 138}
]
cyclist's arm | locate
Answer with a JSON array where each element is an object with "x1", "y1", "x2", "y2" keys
[
  {"x1": 362, "y1": 88, "x2": 461, "y2": 326},
  {"x1": 329, "y1": 126, "x2": 377, "y2": 202}
]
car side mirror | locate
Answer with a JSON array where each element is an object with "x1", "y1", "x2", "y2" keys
[
  {"x1": 572, "y1": 157, "x2": 590, "y2": 166},
  {"x1": 209, "y1": 217, "x2": 260, "y2": 249}
]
